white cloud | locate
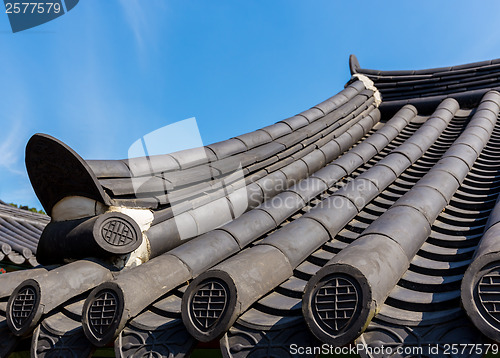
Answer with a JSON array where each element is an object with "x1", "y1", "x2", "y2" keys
[
  {"x1": 0, "y1": 121, "x2": 25, "y2": 176},
  {"x1": 120, "y1": 0, "x2": 145, "y2": 46},
  {"x1": 118, "y1": 0, "x2": 166, "y2": 50}
]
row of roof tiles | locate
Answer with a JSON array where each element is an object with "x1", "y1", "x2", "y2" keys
[
  {"x1": 2, "y1": 56, "x2": 500, "y2": 357},
  {"x1": 350, "y1": 54, "x2": 500, "y2": 116},
  {"x1": 0, "y1": 202, "x2": 47, "y2": 268}
]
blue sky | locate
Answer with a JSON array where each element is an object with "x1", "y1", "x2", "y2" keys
[{"x1": 1, "y1": 1, "x2": 500, "y2": 210}]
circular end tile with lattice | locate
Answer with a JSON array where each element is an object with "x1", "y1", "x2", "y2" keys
[
  {"x1": 87, "y1": 289, "x2": 119, "y2": 338},
  {"x1": 190, "y1": 279, "x2": 229, "y2": 331},
  {"x1": 477, "y1": 267, "x2": 500, "y2": 327},
  {"x1": 7, "y1": 280, "x2": 43, "y2": 336},
  {"x1": 100, "y1": 218, "x2": 137, "y2": 247},
  {"x1": 11, "y1": 286, "x2": 38, "y2": 329},
  {"x1": 312, "y1": 275, "x2": 360, "y2": 335},
  {"x1": 93, "y1": 212, "x2": 142, "y2": 255}
]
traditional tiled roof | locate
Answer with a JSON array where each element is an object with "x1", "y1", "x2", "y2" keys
[
  {"x1": 2, "y1": 56, "x2": 500, "y2": 357},
  {"x1": 350, "y1": 54, "x2": 500, "y2": 114},
  {"x1": 0, "y1": 202, "x2": 48, "y2": 267}
]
